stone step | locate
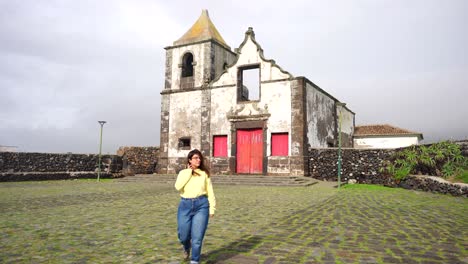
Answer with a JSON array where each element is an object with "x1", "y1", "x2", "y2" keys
[{"x1": 116, "y1": 174, "x2": 318, "y2": 187}]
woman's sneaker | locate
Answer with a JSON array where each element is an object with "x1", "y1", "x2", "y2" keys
[{"x1": 182, "y1": 247, "x2": 190, "y2": 260}]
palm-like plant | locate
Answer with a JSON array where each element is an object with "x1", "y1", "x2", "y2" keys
[{"x1": 381, "y1": 141, "x2": 467, "y2": 181}]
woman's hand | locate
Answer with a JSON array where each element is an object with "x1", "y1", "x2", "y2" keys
[{"x1": 210, "y1": 214, "x2": 214, "y2": 218}]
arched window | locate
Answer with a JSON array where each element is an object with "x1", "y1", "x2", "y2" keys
[{"x1": 181, "y1": 53, "x2": 194, "y2": 77}]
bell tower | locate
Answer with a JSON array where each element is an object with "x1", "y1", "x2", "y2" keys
[{"x1": 158, "y1": 10, "x2": 237, "y2": 173}]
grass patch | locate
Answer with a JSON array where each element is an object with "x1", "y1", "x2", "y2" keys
[
  {"x1": 74, "y1": 178, "x2": 114, "y2": 183},
  {"x1": 342, "y1": 184, "x2": 393, "y2": 190},
  {"x1": 453, "y1": 169, "x2": 468, "y2": 184}
]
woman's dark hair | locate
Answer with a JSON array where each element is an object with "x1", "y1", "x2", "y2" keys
[{"x1": 187, "y1": 149, "x2": 210, "y2": 177}]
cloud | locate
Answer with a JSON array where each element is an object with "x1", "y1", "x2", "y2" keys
[{"x1": 0, "y1": 0, "x2": 467, "y2": 154}]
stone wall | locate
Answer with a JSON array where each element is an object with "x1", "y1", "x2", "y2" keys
[
  {"x1": 309, "y1": 148, "x2": 395, "y2": 183},
  {"x1": 0, "y1": 152, "x2": 121, "y2": 173},
  {"x1": 210, "y1": 157, "x2": 231, "y2": 175},
  {"x1": 398, "y1": 175, "x2": 467, "y2": 197},
  {"x1": 117, "y1": 146, "x2": 159, "y2": 175},
  {"x1": 455, "y1": 140, "x2": 468, "y2": 157},
  {"x1": 308, "y1": 146, "x2": 467, "y2": 197},
  {"x1": 0, "y1": 172, "x2": 114, "y2": 182},
  {"x1": 0, "y1": 152, "x2": 122, "y2": 181}
]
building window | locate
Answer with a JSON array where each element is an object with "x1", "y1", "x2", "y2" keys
[
  {"x1": 181, "y1": 53, "x2": 194, "y2": 77},
  {"x1": 213, "y1": 135, "x2": 228, "y2": 157},
  {"x1": 271, "y1": 133, "x2": 288, "y2": 156},
  {"x1": 178, "y1": 137, "x2": 191, "y2": 150},
  {"x1": 237, "y1": 65, "x2": 260, "y2": 101}
]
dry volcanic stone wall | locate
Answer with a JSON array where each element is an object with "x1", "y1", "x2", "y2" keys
[
  {"x1": 308, "y1": 147, "x2": 468, "y2": 197},
  {"x1": 399, "y1": 175, "x2": 467, "y2": 197},
  {"x1": 456, "y1": 140, "x2": 468, "y2": 157},
  {"x1": 0, "y1": 152, "x2": 122, "y2": 181},
  {"x1": 117, "y1": 146, "x2": 159, "y2": 175},
  {"x1": 309, "y1": 148, "x2": 395, "y2": 184}
]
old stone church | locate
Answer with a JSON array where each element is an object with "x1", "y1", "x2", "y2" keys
[{"x1": 157, "y1": 10, "x2": 354, "y2": 176}]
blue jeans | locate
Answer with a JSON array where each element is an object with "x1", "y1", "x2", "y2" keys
[{"x1": 177, "y1": 195, "x2": 210, "y2": 263}]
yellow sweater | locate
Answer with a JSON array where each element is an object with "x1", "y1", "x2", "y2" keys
[{"x1": 175, "y1": 168, "x2": 216, "y2": 215}]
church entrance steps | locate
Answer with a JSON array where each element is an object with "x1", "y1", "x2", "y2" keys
[{"x1": 116, "y1": 174, "x2": 319, "y2": 187}]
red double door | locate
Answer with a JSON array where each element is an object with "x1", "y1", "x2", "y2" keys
[{"x1": 236, "y1": 129, "x2": 263, "y2": 174}]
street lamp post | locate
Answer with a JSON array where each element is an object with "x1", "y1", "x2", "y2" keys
[
  {"x1": 97, "y1": 121, "x2": 107, "y2": 182},
  {"x1": 336, "y1": 102, "x2": 346, "y2": 189}
]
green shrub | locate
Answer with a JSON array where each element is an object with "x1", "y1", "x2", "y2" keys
[{"x1": 380, "y1": 141, "x2": 467, "y2": 182}]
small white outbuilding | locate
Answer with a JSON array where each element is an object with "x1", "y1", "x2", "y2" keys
[{"x1": 353, "y1": 124, "x2": 423, "y2": 149}]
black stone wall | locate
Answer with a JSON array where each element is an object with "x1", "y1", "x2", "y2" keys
[
  {"x1": 0, "y1": 152, "x2": 121, "y2": 172},
  {"x1": 0, "y1": 152, "x2": 122, "y2": 181},
  {"x1": 399, "y1": 175, "x2": 467, "y2": 197},
  {"x1": 308, "y1": 146, "x2": 468, "y2": 197},
  {"x1": 117, "y1": 147, "x2": 159, "y2": 175},
  {"x1": 309, "y1": 148, "x2": 394, "y2": 183}
]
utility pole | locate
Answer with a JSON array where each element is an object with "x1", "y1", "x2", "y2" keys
[
  {"x1": 97, "y1": 121, "x2": 107, "y2": 182},
  {"x1": 336, "y1": 103, "x2": 346, "y2": 189}
]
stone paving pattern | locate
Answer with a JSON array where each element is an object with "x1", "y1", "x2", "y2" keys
[{"x1": 0, "y1": 180, "x2": 467, "y2": 264}]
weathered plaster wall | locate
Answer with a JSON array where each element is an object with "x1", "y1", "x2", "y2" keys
[
  {"x1": 305, "y1": 82, "x2": 336, "y2": 148},
  {"x1": 213, "y1": 33, "x2": 291, "y2": 86},
  {"x1": 210, "y1": 87, "x2": 236, "y2": 151},
  {"x1": 212, "y1": 42, "x2": 237, "y2": 81},
  {"x1": 168, "y1": 91, "x2": 203, "y2": 157},
  {"x1": 264, "y1": 81, "x2": 292, "y2": 156},
  {"x1": 164, "y1": 49, "x2": 173, "y2": 89},
  {"x1": 337, "y1": 105, "x2": 355, "y2": 147},
  {"x1": 354, "y1": 136, "x2": 420, "y2": 149}
]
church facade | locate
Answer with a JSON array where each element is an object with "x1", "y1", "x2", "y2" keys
[{"x1": 158, "y1": 10, "x2": 354, "y2": 176}]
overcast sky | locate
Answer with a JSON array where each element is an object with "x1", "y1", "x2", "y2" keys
[{"x1": 1, "y1": 0, "x2": 467, "y2": 154}]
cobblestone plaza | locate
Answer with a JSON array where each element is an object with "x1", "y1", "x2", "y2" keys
[{"x1": 1, "y1": 180, "x2": 467, "y2": 263}]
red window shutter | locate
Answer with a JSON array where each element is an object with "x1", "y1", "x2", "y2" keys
[
  {"x1": 213, "y1": 135, "x2": 228, "y2": 157},
  {"x1": 271, "y1": 133, "x2": 288, "y2": 156}
]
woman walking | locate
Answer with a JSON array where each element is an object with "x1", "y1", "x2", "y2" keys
[{"x1": 175, "y1": 149, "x2": 216, "y2": 264}]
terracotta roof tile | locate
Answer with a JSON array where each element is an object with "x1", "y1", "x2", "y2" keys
[{"x1": 354, "y1": 124, "x2": 423, "y2": 138}]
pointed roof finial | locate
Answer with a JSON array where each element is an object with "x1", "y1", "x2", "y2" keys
[{"x1": 174, "y1": 10, "x2": 230, "y2": 49}]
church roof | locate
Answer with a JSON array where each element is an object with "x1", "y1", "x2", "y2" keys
[
  {"x1": 173, "y1": 10, "x2": 230, "y2": 49},
  {"x1": 354, "y1": 124, "x2": 423, "y2": 139}
]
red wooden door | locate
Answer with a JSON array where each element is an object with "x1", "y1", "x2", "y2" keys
[{"x1": 236, "y1": 129, "x2": 263, "y2": 174}]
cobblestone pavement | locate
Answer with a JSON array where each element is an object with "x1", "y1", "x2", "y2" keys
[{"x1": 0, "y1": 180, "x2": 467, "y2": 264}]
